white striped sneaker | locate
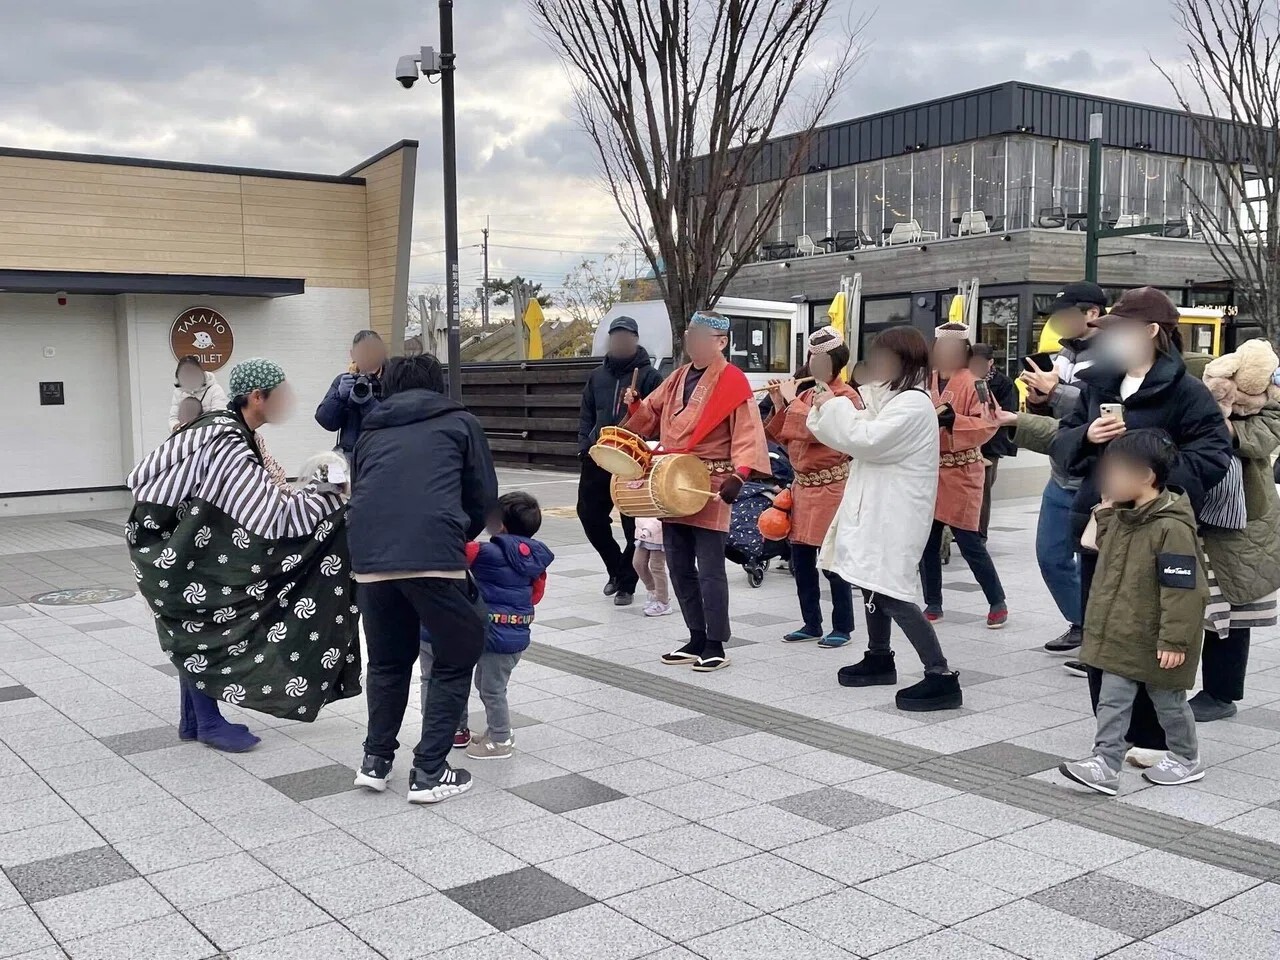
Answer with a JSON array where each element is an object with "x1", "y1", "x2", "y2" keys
[{"x1": 408, "y1": 764, "x2": 473, "y2": 804}]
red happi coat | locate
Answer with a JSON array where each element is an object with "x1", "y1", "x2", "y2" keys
[
  {"x1": 765, "y1": 381, "x2": 863, "y2": 546},
  {"x1": 930, "y1": 369, "x2": 997, "y2": 532},
  {"x1": 626, "y1": 357, "x2": 770, "y2": 532}
]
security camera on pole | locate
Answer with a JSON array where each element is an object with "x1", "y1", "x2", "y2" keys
[{"x1": 394, "y1": 1, "x2": 461, "y2": 400}]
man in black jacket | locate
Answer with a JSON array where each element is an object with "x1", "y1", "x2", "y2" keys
[
  {"x1": 577, "y1": 316, "x2": 663, "y2": 606},
  {"x1": 348, "y1": 355, "x2": 498, "y2": 805},
  {"x1": 969, "y1": 343, "x2": 1019, "y2": 540},
  {"x1": 315, "y1": 330, "x2": 387, "y2": 460}
]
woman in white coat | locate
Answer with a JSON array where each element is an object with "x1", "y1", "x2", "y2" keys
[
  {"x1": 808, "y1": 325, "x2": 962, "y2": 712},
  {"x1": 169, "y1": 356, "x2": 229, "y2": 431}
]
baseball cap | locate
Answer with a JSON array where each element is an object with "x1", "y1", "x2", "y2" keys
[
  {"x1": 1047, "y1": 282, "x2": 1108, "y2": 314},
  {"x1": 1089, "y1": 286, "x2": 1180, "y2": 330},
  {"x1": 608, "y1": 315, "x2": 639, "y2": 335}
]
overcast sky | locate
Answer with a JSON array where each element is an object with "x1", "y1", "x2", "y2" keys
[{"x1": 0, "y1": 1, "x2": 1194, "y2": 303}]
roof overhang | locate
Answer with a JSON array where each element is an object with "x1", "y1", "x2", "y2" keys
[{"x1": 0, "y1": 269, "x2": 304, "y2": 298}]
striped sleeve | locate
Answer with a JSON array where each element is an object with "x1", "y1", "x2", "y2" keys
[{"x1": 197, "y1": 436, "x2": 343, "y2": 539}]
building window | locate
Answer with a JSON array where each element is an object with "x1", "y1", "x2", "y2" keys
[
  {"x1": 803, "y1": 170, "x2": 829, "y2": 241},
  {"x1": 1006, "y1": 138, "x2": 1033, "y2": 230},
  {"x1": 943, "y1": 143, "x2": 974, "y2": 233},
  {"x1": 862, "y1": 296, "x2": 912, "y2": 326},
  {"x1": 912, "y1": 148, "x2": 943, "y2": 238},
  {"x1": 831, "y1": 169, "x2": 855, "y2": 235},
  {"x1": 727, "y1": 315, "x2": 792, "y2": 374},
  {"x1": 1058, "y1": 142, "x2": 1086, "y2": 216},
  {"x1": 780, "y1": 179, "x2": 804, "y2": 246},
  {"x1": 973, "y1": 138, "x2": 1007, "y2": 228},
  {"x1": 1101, "y1": 148, "x2": 1124, "y2": 221},
  {"x1": 857, "y1": 161, "x2": 884, "y2": 237},
  {"x1": 883, "y1": 157, "x2": 913, "y2": 237},
  {"x1": 978, "y1": 295, "x2": 1020, "y2": 375}
]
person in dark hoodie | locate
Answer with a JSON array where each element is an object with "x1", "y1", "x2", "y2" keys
[
  {"x1": 420, "y1": 491, "x2": 554, "y2": 762},
  {"x1": 348, "y1": 354, "x2": 499, "y2": 804},
  {"x1": 315, "y1": 330, "x2": 387, "y2": 461},
  {"x1": 1050, "y1": 287, "x2": 1231, "y2": 767},
  {"x1": 577, "y1": 316, "x2": 663, "y2": 606}
]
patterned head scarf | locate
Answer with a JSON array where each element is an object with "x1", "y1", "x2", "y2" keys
[
  {"x1": 688, "y1": 310, "x2": 731, "y2": 333},
  {"x1": 934, "y1": 322, "x2": 971, "y2": 342},
  {"x1": 808, "y1": 325, "x2": 843, "y2": 354},
  {"x1": 228, "y1": 358, "x2": 286, "y2": 398}
]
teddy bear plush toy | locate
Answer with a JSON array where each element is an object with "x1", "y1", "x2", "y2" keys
[{"x1": 1202, "y1": 338, "x2": 1280, "y2": 419}]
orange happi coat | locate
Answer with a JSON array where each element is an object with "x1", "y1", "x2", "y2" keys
[
  {"x1": 765, "y1": 381, "x2": 862, "y2": 546},
  {"x1": 626, "y1": 357, "x2": 770, "y2": 532},
  {"x1": 930, "y1": 369, "x2": 998, "y2": 532}
]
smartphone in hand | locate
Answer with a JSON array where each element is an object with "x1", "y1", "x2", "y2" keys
[{"x1": 1099, "y1": 402, "x2": 1125, "y2": 424}]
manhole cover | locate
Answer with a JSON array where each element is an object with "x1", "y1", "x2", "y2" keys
[{"x1": 30, "y1": 587, "x2": 135, "y2": 606}]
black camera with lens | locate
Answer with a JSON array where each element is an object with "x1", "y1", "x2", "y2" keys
[{"x1": 350, "y1": 374, "x2": 383, "y2": 406}]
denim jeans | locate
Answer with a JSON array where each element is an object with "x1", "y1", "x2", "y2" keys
[
  {"x1": 791, "y1": 543, "x2": 854, "y2": 634},
  {"x1": 920, "y1": 521, "x2": 1006, "y2": 608},
  {"x1": 1036, "y1": 479, "x2": 1082, "y2": 627}
]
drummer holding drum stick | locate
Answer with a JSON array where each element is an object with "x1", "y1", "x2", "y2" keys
[{"x1": 621, "y1": 310, "x2": 770, "y2": 672}]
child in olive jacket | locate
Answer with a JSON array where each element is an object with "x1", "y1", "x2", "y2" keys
[{"x1": 1061, "y1": 429, "x2": 1208, "y2": 796}]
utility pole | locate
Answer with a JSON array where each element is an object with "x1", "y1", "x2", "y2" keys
[
  {"x1": 1084, "y1": 113, "x2": 1103, "y2": 284},
  {"x1": 481, "y1": 218, "x2": 491, "y2": 330},
  {"x1": 439, "y1": 0, "x2": 461, "y2": 400},
  {"x1": 513, "y1": 281, "x2": 530, "y2": 361}
]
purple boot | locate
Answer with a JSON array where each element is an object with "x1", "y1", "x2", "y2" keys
[
  {"x1": 183, "y1": 680, "x2": 260, "y2": 752},
  {"x1": 178, "y1": 679, "x2": 251, "y2": 743}
]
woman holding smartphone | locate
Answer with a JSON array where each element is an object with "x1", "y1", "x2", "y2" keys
[{"x1": 1051, "y1": 287, "x2": 1231, "y2": 764}]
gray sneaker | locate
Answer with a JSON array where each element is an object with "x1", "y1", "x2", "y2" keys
[
  {"x1": 1142, "y1": 753, "x2": 1205, "y2": 786},
  {"x1": 1060, "y1": 756, "x2": 1120, "y2": 796}
]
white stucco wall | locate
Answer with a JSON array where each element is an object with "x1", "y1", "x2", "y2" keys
[{"x1": 0, "y1": 287, "x2": 369, "y2": 503}]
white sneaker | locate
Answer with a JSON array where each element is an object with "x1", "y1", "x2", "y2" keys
[
  {"x1": 1125, "y1": 747, "x2": 1166, "y2": 769},
  {"x1": 645, "y1": 600, "x2": 673, "y2": 618}
]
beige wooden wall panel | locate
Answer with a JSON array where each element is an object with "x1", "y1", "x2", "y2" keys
[
  {"x1": 238, "y1": 176, "x2": 368, "y2": 288},
  {"x1": 359, "y1": 153, "x2": 406, "y2": 340},
  {"x1": 0, "y1": 155, "x2": 247, "y2": 273}
]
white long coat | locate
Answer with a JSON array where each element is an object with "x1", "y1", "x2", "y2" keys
[{"x1": 807, "y1": 385, "x2": 939, "y2": 603}]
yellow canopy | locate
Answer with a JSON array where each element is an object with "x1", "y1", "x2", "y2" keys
[
  {"x1": 948, "y1": 294, "x2": 966, "y2": 324},
  {"x1": 523, "y1": 300, "x2": 545, "y2": 360},
  {"x1": 827, "y1": 292, "x2": 846, "y2": 339}
]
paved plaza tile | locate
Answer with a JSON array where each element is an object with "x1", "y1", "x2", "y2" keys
[{"x1": 2, "y1": 492, "x2": 1280, "y2": 957}]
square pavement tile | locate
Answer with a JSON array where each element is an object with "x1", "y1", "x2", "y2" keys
[
  {"x1": 151, "y1": 662, "x2": 179, "y2": 676},
  {"x1": 1100, "y1": 849, "x2": 1259, "y2": 908},
  {"x1": 1151, "y1": 911, "x2": 1280, "y2": 960},
  {"x1": 396, "y1": 837, "x2": 527, "y2": 891},
  {"x1": 936, "y1": 839, "x2": 1086, "y2": 896},
  {"x1": 657, "y1": 716, "x2": 755, "y2": 744},
  {"x1": 264, "y1": 763, "x2": 357, "y2": 803},
  {"x1": 941, "y1": 581, "x2": 985, "y2": 592},
  {"x1": 97, "y1": 725, "x2": 182, "y2": 757},
  {"x1": 730, "y1": 612, "x2": 792, "y2": 627},
  {"x1": 227, "y1": 921, "x2": 384, "y2": 959},
  {"x1": 513, "y1": 903, "x2": 669, "y2": 960},
  {"x1": 295, "y1": 859, "x2": 432, "y2": 919},
  {"x1": 873, "y1": 929, "x2": 1024, "y2": 959},
  {"x1": 541, "y1": 843, "x2": 677, "y2": 900},
  {"x1": 4, "y1": 844, "x2": 137, "y2": 903},
  {"x1": 724, "y1": 636, "x2": 756, "y2": 648},
  {"x1": 857, "y1": 862, "x2": 1017, "y2": 924},
  {"x1": 952, "y1": 742, "x2": 1064, "y2": 776},
  {"x1": 540, "y1": 617, "x2": 602, "y2": 630},
  {"x1": 957, "y1": 900, "x2": 1131, "y2": 960},
  {"x1": 688, "y1": 914, "x2": 862, "y2": 960},
  {"x1": 483, "y1": 816, "x2": 610, "y2": 864},
  {"x1": 778, "y1": 888, "x2": 940, "y2": 956},
  {"x1": 563, "y1": 797, "x2": 688, "y2": 842},
  {"x1": 420, "y1": 933, "x2": 544, "y2": 960},
  {"x1": 0, "y1": 686, "x2": 35, "y2": 703},
  {"x1": 1216, "y1": 883, "x2": 1280, "y2": 929},
  {"x1": 33, "y1": 876, "x2": 170, "y2": 941},
  {"x1": 625, "y1": 823, "x2": 759, "y2": 873},
  {"x1": 444, "y1": 866, "x2": 595, "y2": 934},
  {"x1": 150, "y1": 852, "x2": 279, "y2": 911},
  {"x1": 772, "y1": 786, "x2": 901, "y2": 829},
  {"x1": 775, "y1": 832, "x2": 919, "y2": 886},
  {"x1": 1233, "y1": 707, "x2": 1280, "y2": 732},
  {"x1": 186, "y1": 883, "x2": 332, "y2": 952},
  {"x1": 1002, "y1": 820, "x2": 1148, "y2": 869},
  {"x1": 701, "y1": 804, "x2": 832, "y2": 850},
  {"x1": 0, "y1": 905, "x2": 56, "y2": 957},
  {"x1": 63, "y1": 912, "x2": 214, "y2": 960},
  {"x1": 606, "y1": 876, "x2": 760, "y2": 942},
  {"x1": 509, "y1": 773, "x2": 625, "y2": 815},
  {"x1": 252, "y1": 829, "x2": 381, "y2": 884},
  {"x1": 695, "y1": 852, "x2": 842, "y2": 912},
  {"x1": 916, "y1": 794, "x2": 1048, "y2": 838},
  {"x1": 1032, "y1": 874, "x2": 1200, "y2": 940}
]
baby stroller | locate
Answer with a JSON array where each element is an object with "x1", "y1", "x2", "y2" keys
[{"x1": 725, "y1": 443, "x2": 793, "y2": 588}]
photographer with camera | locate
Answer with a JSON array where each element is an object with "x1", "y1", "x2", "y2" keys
[{"x1": 316, "y1": 330, "x2": 387, "y2": 460}]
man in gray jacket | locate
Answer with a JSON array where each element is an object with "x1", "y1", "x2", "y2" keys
[{"x1": 1016, "y1": 282, "x2": 1106, "y2": 654}]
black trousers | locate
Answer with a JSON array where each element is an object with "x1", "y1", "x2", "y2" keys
[
  {"x1": 979, "y1": 460, "x2": 998, "y2": 541},
  {"x1": 665, "y1": 522, "x2": 730, "y2": 651},
  {"x1": 920, "y1": 520, "x2": 1006, "y2": 607},
  {"x1": 577, "y1": 458, "x2": 638, "y2": 592},
  {"x1": 792, "y1": 544, "x2": 854, "y2": 634},
  {"x1": 358, "y1": 577, "x2": 487, "y2": 774},
  {"x1": 862, "y1": 589, "x2": 950, "y2": 673},
  {"x1": 1080, "y1": 551, "x2": 1168, "y2": 751},
  {"x1": 1201, "y1": 628, "x2": 1251, "y2": 702}
]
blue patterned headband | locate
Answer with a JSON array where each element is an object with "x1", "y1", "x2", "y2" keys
[{"x1": 689, "y1": 311, "x2": 730, "y2": 332}]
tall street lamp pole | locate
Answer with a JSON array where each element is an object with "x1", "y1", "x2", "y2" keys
[{"x1": 1084, "y1": 112, "x2": 1103, "y2": 284}]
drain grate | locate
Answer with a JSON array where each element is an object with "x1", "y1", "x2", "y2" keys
[{"x1": 525, "y1": 642, "x2": 1280, "y2": 880}]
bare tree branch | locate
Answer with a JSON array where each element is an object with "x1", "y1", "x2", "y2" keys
[
  {"x1": 530, "y1": 0, "x2": 866, "y2": 352},
  {"x1": 1153, "y1": 0, "x2": 1280, "y2": 338}
]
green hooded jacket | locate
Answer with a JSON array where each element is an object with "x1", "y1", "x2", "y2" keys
[
  {"x1": 1200, "y1": 403, "x2": 1280, "y2": 606},
  {"x1": 1082, "y1": 490, "x2": 1207, "y2": 690}
]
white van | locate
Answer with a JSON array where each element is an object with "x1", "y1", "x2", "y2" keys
[{"x1": 592, "y1": 296, "x2": 810, "y2": 390}]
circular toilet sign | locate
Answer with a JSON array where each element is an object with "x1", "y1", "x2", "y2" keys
[{"x1": 170, "y1": 307, "x2": 234, "y2": 370}]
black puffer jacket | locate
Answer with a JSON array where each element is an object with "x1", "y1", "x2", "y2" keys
[
  {"x1": 1050, "y1": 349, "x2": 1232, "y2": 540},
  {"x1": 578, "y1": 348, "x2": 663, "y2": 452},
  {"x1": 348, "y1": 390, "x2": 498, "y2": 574}
]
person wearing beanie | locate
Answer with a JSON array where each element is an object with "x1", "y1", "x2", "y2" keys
[
  {"x1": 765, "y1": 326, "x2": 862, "y2": 648},
  {"x1": 125, "y1": 358, "x2": 362, "y2": 755},
  {"x1": 1051, "y1": 286, "x2": 1232, "y2": 766},
  {"x1": 622, "y1": 310, "x2": 771, "y2": 672}
]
